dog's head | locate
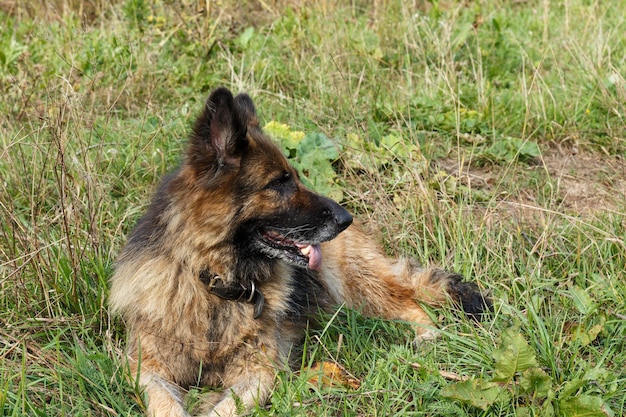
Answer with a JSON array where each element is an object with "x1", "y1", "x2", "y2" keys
[{"x1": 185, "y1": 87, "x2": 352, "y2": 271}]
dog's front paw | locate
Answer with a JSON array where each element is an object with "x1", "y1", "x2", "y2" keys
[{"x1": 412, "y1": 327, "x2": 439, "y2": 346}]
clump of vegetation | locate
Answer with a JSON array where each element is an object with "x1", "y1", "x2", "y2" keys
[{"x1": 1, "y1": 1, "x2": 624, "y2": 416}]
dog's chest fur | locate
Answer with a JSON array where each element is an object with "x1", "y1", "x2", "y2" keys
[{"x1": 145, "y1": 261, "x2": 329, "y2": 388}]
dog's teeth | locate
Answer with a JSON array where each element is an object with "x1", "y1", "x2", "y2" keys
[{"x1": 300, "y1": 246, "x2": 311, "y2": 256}]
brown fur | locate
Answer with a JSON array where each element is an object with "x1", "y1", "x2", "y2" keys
[{"x1": 109, "y1": 87, "x2": 490, "y2": 417}]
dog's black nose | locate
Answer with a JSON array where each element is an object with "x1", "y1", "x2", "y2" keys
[
  {"x1": 326, "y1": 200, "x2": 352, "y2": 232},
  {"x1": 318, "y1": 195, "x2": 353, "y2": 234},
  {"x1": 334, "y1": 207, "x2": 353, "y2": 232}
]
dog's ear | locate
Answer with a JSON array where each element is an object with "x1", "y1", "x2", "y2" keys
[
  {"x1": 189, "y1": 87, "x2": 248, "y2": 177},
  {"x1": 234, "y1": 93, "x2": 260, "y2": 130}
]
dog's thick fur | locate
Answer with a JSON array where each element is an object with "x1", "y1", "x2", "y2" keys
[{"x1": 109, "y1": 87, "x2": 490, "y2": 417}]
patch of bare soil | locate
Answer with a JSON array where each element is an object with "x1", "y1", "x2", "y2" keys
[
  {"x1": 436, "y1": 146, "x2": 626, "y2": 219},
  {"x1": 541, "y1": 147, "x2": 625, "y2": 215}
]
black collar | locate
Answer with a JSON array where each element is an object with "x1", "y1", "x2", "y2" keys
[{"x1": 199, "y1": 270, "x2": 265, "y2": 319}]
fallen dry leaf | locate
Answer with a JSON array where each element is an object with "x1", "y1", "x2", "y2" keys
[{"x1": 306, "y1": 361, "x2": 361, "y2": 390}]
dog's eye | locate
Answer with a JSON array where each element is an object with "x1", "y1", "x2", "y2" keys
[{"x1": 267, "y1": 171, "x2": 291, "y2": 190}]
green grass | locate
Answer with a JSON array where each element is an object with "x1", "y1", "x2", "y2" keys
[{"x1": 1, "y1": 0, "x2": 625, "y2": 416}]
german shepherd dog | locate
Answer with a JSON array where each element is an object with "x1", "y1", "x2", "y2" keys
[{"x1": 109, "y1": 87, "x2": 490, "y2": 417}]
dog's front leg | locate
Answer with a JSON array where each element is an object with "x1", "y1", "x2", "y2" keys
[
  {"x1": 140, "y1": 372, "x2": 189, "y2": 417},
  {"x1": 202, "y1": 369, "x2": 275, "y2": 417}
]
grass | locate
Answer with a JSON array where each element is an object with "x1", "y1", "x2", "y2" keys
[{"x1": 1, "y1": 0, "x2": 625, "y2": 415}]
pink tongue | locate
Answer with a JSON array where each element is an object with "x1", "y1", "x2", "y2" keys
[
  {"x1": 295, "y1": 243, "x2": 323, "y2": 270},
  {"x1": 307, "y1": 244, "x2": 322, "y2": 270}
]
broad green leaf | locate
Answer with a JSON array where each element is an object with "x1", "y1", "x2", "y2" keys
[
  {"x1": 583, "y1": 367, "x2": 611, "y2": 382},
  {"x1": 297, "y1": 132, "x2": 339, "y2": 160},
  {"x1": 266, "y1": 125, "x2": 342, "y2": 200},
  {"x1": 380, "y1": 134, "x2": 407, "y2": 156},
  {"x1": 441, "y1": 378, "x2": 507, "y2": 411},
  {"x1": 294, "y1": 157, "x2": 343, "y2": 202},
  {"x1": 237, "y1": 27, "x2": 255, "y2": 48},
  {"x1": 543, "y1": 400, "x2": 556, "y2": 417},
  {"x1": 520, "y1": 368, "x2": 552, "y2": 398},
  {"x1": 492, "y1": 327, "x2": 538, "y2": 382},
  {"x1": 482, "y1": 136, "x2": 540, "y2": 164},
  {"x1": 559, "y1": 395, "x2": 614, "y2": 417},
  {"x1": 290, "y1": 133, "x2": 342, "y2": 200},
  {"x1": 569, "y1": 322, "x2": 604, "y2": 347},
  {"x1": 559, "y1": 379, "x2": 586, "y2": 398},
  {"x1": 518, "y1": 139, "x2": 541, "y2": 158},
  {"x1": 569, "y1": 285, "x2": 597, "y2": 315}
]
